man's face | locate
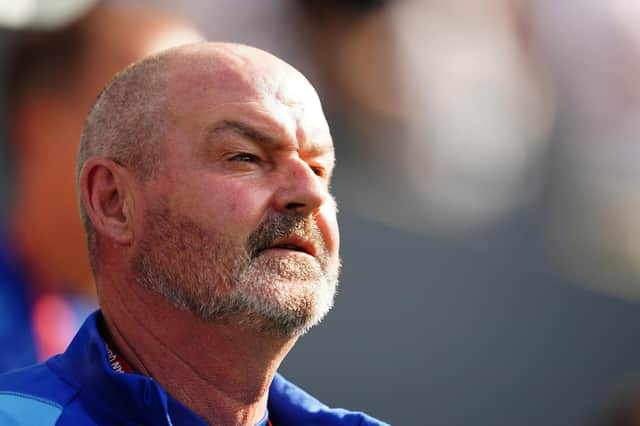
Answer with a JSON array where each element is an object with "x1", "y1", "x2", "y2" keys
[{"x1": 130, "y1": 50, "x2": 340, "y2": 336}]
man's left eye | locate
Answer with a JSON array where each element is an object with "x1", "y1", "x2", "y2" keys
[
  {"x1": 229, "y1": 153, "x2": 259, "y2": 162},
  {"x1": 310, "y1": 166, "x2": 325, "y2": 177}
]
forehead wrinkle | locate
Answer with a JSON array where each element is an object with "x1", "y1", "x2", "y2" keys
[
  {"x1": 300, "y1": 139, "x2": 334, "y2": 162},
  {"x1": 293, "y1": 116, "x2": 334, "y2": 163},
  {"x1": 164, "y1": 49, "x2": 332, "y2": 159},
  {"x1": 204, "y1": 119, "x2": 334, "y2": 163},
  {"x1": 206, "y1": 120, "x2": 279, "y2": 146}
]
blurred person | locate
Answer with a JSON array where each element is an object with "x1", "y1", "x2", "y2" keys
[
  {"x1": 0, "y1": 42, "x2": 387, "y2": 425},
  {"x1": 1, "y1": 2, "x2": 203, "y2": 372},
  {"x1": 295, "y1": 0, "x2": 553, "y2": 235}
]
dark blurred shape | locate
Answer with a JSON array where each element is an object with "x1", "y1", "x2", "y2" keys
[
  {"x1": 6, "y1": 21, "x2": 88, "y2": 114},
  {"x1": 0, "y1": 2, "x2": 202, "y2": 372},
  {"x1": 299, "y1": 0, "x2": 388, "y2": 13},
  {"x1": 596, "y1": 386, "x2": 640, "y2": 426}
]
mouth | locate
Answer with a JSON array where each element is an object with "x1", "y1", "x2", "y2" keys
[{"x1": 264, "y1": 237, "x2": 316, "y2": 257}]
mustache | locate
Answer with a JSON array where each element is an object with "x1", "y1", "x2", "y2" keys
[{"x1": 247, "y1": 213, "x2": 328, "y2": 262}]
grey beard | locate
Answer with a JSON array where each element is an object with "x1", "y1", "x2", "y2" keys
[{"x1": 130, "y1": 205, "x2": 340, "y2": 337}]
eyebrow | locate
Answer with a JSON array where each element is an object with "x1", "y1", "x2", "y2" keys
[
  {"x1": 207, "y1": 120, "x2": 277, "y2": 145},
  {"x1": 205, "y1": 120, "x2": 334, "y2": 157}
]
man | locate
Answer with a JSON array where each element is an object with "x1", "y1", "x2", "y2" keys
[
  {"x1": 0, "y1": 42, "x2": 387, "y2": 425},
  {"x1": 0, "y1": 3, "x2": 202, "y2": 370}
]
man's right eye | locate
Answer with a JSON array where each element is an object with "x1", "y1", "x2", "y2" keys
[{"x1": 229, "y1": 153, "x2": 259, "y2": 162}]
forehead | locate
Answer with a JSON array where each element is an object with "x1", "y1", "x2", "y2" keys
[{"x1": 164, "y1": 50, "x2": 332, "y2": 150}]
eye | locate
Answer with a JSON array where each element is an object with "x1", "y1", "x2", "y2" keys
[
  {"x1": 229, "y1": 153, "x2": 260, "y2": 163},
  {"x1": 310, "y1": 165, "x2": 325, "y2": 177}
]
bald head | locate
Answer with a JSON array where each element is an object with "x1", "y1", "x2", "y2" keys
[
  {"x1": 78, "y1": 41, "x2": 320, "y2": 184},
  {"x1": 78, "y1": 42, "x2": 329, "y2": 270}
]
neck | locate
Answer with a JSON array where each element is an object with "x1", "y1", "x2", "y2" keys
[{"x1": 101, "y1": 277, "x2": 297, "y2": 426}]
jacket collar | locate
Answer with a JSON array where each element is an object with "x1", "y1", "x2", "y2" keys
[
  {"x1": 47, "y1": 310, "x2": 206, "y2": 426},
  {"x1": 47, "y1": 310, "x2": 347, "y2": 426}
]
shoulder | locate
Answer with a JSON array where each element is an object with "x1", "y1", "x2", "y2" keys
[
  {"x1": 0, "y1": 391, "x2": 63, "y2": 426},
  {"x1": 268, "y1": 374, "x2": 390, "y2": 426},
  {"x1": 0, "y1": 359, "x2": 81, "y2": 425}
]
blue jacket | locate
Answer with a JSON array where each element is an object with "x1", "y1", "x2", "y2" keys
[
  {"x1": 0, "y1": 311, "x2": 388, "y2": 425},
  {"x1": 0, "y1": 233, "x2": 38, "y2": 371},
  {"x1": 0, "y1": 232, "x2": 93, "y2": 373}
]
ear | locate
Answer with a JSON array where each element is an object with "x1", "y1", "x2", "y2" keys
[{"x1": 79, "y1": 158, "x2": 135, "y2": 245}]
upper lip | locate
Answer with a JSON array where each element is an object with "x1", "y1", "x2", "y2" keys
[{"x1": 267, "y1": 236, "x2": 316, "y2": 257}]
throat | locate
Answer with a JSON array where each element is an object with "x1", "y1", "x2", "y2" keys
[{"x1": 98, "y1": 305, "x2": 286, "y2": 425}]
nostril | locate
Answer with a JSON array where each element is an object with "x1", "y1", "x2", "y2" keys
[{"x1": 285, "y1": 202, "x2": 305, "y2": 210}]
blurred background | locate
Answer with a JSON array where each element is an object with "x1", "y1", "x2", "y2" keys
[{"x1": 1, "y1": 0, "x2": 640, "y2": 425}]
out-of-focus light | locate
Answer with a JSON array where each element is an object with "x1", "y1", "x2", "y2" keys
[
  {"x1": 0, "y1": 0, "x2": 96, "y2": 30},
  {"x1": 611, "y1": 0, "x2": 640, "y2": 37},
  {"x1": 0, "y1": 0, "x2": 35, "y2": 28},
  {"x1": 141, "y1": 28, "x2": 205, "y2": 56},
  {"x1": 546, "y1": 142, "x2": 640, "y2": 303},
  {"x1": 531, "y1": 0, "x2": 640, "y2": 303},
  {"x1": 391, "y1": 1, "x2": 554, "y2": 231}
]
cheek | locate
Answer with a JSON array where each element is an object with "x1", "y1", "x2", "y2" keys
[
  {"x1": 179, "y1": 181, "x2": 270, "y2": 232},
  {"x1": 317, "y1": 202, "x2": 340, "y2": 256},
  {"x1": 218, "y1": 193, "x2": 255, "y2": 221}
]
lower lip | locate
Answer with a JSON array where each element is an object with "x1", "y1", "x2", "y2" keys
[{"x1": 261, "y1": 248, "x2": 314, "y2": 257}]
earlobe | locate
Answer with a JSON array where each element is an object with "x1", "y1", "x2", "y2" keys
[{"x1": 80, "y1": 159, "x2": 134, "y2": 245}]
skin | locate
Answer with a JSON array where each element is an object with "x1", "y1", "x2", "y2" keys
[
  {"x1": 79, "y1": 43, "x2": 339, "y2": 425},
  {"x1": 10, "y1": 5, "x2": 203, "y2": 295}
]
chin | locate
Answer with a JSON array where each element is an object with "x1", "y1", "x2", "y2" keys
[{"x1": 232, "y1": 268, "x2": 338, "y2": 337}]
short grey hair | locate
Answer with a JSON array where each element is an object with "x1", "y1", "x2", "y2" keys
[{"x1": 77, "y1": 53, "x2": 172, "y2": 271}]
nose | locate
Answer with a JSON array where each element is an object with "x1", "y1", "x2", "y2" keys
[{"x1": 273, "y1": 159, "x2": 328, "y2": 216}]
